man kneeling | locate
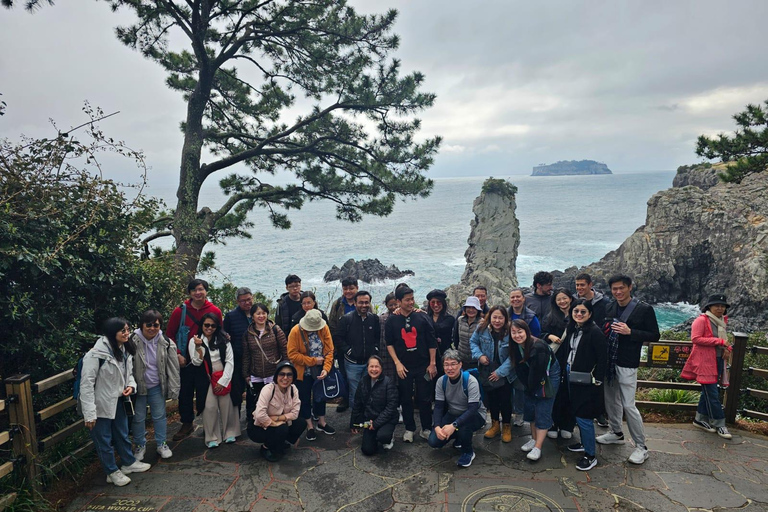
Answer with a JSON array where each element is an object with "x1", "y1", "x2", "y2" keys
[
  {"x1": 247, "y1": 361, "x2": 305, "y2": 462},
  {"x1": 428, "y1": 349, "x2": 487, "y2": 467}
]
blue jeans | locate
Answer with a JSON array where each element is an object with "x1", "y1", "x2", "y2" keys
[
  {"x1": 523, "y1": 360, "x2": 561, "y2": 430},
  {"x1": 576, "y1": 417, "x2": 596, "y2": 457},
  {"x1": 428, "y1": 412, "x2": 486, "y2": 454},
  {"x1": 344, "y1": 361, "x2": 368, "y2": 411},
  {"x1": 91, "y1": 399, "x2": 136, "y2": 475},
  {"x1": 132, "y1": 385, "x2": 168, "y2": 446},
  {"x1": 697, "y1": 383, "x2": 726, "y2": 428}
]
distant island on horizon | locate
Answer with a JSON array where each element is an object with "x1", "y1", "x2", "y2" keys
[{"x1": 532, "y1": 160, "x2": 612, "y2": 176}]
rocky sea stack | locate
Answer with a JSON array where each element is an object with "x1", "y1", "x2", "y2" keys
[
  {"x1": 446, "y1": 178, "x2": 520, "y2": 308},
  {"x1": 323, "y1": 258, "x2": 414, "y2": 283},
  {"x1": 552, "y1": 163, "x2": 768, "y2": 331}
]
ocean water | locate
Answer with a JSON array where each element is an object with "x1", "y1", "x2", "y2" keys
[{"x1": 193, "y1": 171, "x2": 695, "y2": 329}]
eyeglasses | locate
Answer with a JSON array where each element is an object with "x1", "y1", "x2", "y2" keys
[
  {"x1": 572, "y1": 310, "x2": 589, "y2": 316},
  {"x1": 202, "y1": 323, "x2": 217, "y2": 329},
  {"x1": 144, "y1": 322, "x2": 161, "y2": 328},
  {"x1": 237, "y1": 298, "x2": 253, "y2": 304},
  {"x1": 277, "y1": 372, "x2": 293, "y2": 378},
  {"x1": 120, "y1": 327, "x2": 131, "y2": 333},
  {"x1": 443, "y1": 362, "x2": 460, "y2": 368}
]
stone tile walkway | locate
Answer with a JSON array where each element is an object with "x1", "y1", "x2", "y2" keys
[{"x1": 66, "y1": 411, "x2": 768, "y2": 512}]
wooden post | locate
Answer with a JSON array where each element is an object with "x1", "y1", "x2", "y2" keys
[
  {"x1": 724, "y1": 332, "x2": 749, "y2": 424},
  {"x1": 4, "y1": 374, "x2": 39, "y2": 492}
]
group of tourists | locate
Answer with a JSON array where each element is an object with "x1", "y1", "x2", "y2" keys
[{"x1": 76, "y1": 270, "x2": 735, "y2": 486}]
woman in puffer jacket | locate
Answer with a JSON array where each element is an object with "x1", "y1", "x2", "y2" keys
[
  {"x1": 681, "y1": 294, "x2": 733, "y2": 439},
  {"x1": 351, "y1": 355, "x2": 399, "y2": 455}
]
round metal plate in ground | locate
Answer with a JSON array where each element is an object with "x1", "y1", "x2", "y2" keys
[{"x1": 461, "y1": 485, "x2": 565, "y2": 512}]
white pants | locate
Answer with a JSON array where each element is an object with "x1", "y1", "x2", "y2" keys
[
  {"x1": 604, "y1": 366, "x2": 646, "y2": 448},
  {"x1": 203, "y1": 360, "x2": 240, "y2": 444}
]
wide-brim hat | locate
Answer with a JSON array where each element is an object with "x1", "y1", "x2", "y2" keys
[
  {"x1": 463, "y1": 296, "x2": 483, "y2": 311},
  {"x1": 273, "y1": 360, "x2": 297, "y2": 381},
  {"x1": 426, "y1": 289, "x2": 447, "y2": 301},
  {"x1": 702, "y1": 293, "x2": 729, "y2": 312},
  {"x1": 299, "y1": 308, "x2": 327, "y2": 331}
]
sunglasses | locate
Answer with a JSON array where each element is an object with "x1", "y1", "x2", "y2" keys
[
  {"x1": 277, "y1": 372, "x2": 293, "y2": 378},
  {"x1": 202, "y1": 323, "x2": 218, "y2": 329},
  {"x1": 572, "y1": 310, "x2": 589, "y2": 316},
  {"x1": 144, "y1": 322, "x2": 161, "y2": 328}
]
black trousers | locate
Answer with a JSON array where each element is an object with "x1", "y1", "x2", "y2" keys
[
  {"x1": 397, "y1": 365, "x2": 433, "y2": 432},
  {"x1": 361, "y1": 423, "x2": 396, "y2": 456},
  {"x1": 247, "y1": 421, "x2": 306, "y2": 453},
  {"x1": 244, "y1": 381, "x2": 267, "y2": 427},
  {"x1": 179, "y1": 364, "x2": 210, "y2": 424},
  {"x1": 485, "y1": 381, "x2": 513, "y2": 423}
]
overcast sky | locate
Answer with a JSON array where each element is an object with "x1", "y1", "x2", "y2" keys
[{"x1": 2, "y1": 0, "x2": 767, "y2": 195}]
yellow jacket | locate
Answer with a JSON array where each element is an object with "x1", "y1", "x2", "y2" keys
[{"x1": 287, "y1": 325, "x2": 334, "y2": 381}]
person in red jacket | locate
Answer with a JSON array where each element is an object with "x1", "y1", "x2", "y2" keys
[
  {"x1": 681, "y1": 294, "x2": 733, "y2": 439},
  {"x1": 166, "y1": 279, "x2": 223, "y2": 441}
]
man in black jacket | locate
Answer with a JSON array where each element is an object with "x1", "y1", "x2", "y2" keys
[
  {"x1": 335, "y1": 291, "x2": 381, "y2": 416},
  {"x1": 525, "y1": 271, "x2": 553, "y2": 319},
  {"x1": 274, "y1": 275, "x2": 302, "y2": 336},
  {"x1": 596, "y1": 274, "x2": 660, "y2": 465}
]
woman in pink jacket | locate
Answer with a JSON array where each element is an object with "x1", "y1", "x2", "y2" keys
[
  {"x1": 681, "y1": 294, "x2": 733, "y2": 439},
  {"x1": 246, "y1": 361, "x2": 305, "y2": 462}
]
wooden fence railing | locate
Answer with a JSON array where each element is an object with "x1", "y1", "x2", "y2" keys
[{"x1": 741, "y1": 344, "x2": 768, "y2": 422}]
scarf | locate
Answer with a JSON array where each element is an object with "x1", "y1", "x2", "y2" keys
[{"x1": 705, "y1": 310, "x2": 728, "y2": 358}]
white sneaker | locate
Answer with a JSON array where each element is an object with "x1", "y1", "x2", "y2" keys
[
  {"x1": 419, "y1": 429, "x2": 431, "y2": 440},
  {"x1": 382, "y1": 436, "x2": 394, "y2": 450},
  {"x1": 403, "y1": 430, "x2": 414, "y2": 443},
  {"x1": 561, "y1": 430, "x2": 573, "y2": 440},
  {"x1": 717, "y1": 427, "x2": 733, "y2": 439},
  {"x1": 513, "y1": 414, "x2": 524, "y2": 427},
  {"x1": 133, "y1": 444, "x2": 146, "y2": 462},
  {"x1": 106, "y1": 469, "x2": 131, "y2": 487},
  {"x1": 521, "y1": 439, "x2": 536, "y2": 452},
  {"x1": 546, "y1": 429, "x2": 558, "y2": 439},
  {"x1": 121, "y1": 460, "x2": 151, "y2": 475},
  {"x1": 628, "y1": 446, "x2": 649, "y2": 464},
  {"x1": 527, "y1": 447, "x2": 541, "y2": 461},
  {"x1": 596, "y1": 431, "x2": 625, "y2": 445},
  {"x1": 156, "y1": 442, "x2": 173, "y2": 459}
]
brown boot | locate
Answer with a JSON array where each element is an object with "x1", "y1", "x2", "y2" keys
[
  {"x1": 172, "y1": 422, "x2": 194, "y2": 441},
  {"x1": 484, "y1": 420, "x2": 500, "y2": 439},
  {"x1": 501, "y1": 423, "x2": 512, "y2": 443}
]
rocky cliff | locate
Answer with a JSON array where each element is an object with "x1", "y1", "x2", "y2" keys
[
  {"x1": 446, "y1": 178, "x2": 519, "y2": 308},
  {"x1": 552, "y1": 164, "x2": 768, "y2": 330},
  {"x1": 324, "y1": 258, "x2": 414, "y2": 283},
  {"x1": 532, "y1": 160, "x2": 612, "y2": 176}
]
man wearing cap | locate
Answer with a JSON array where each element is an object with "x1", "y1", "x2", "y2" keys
[
  {"x1": 335, "y1": 290, "x2": 381, "y2": 417},
  {"x1": 386, "y1": 286, "x2": 438, "y2": 443},
  {"x1": 597, "y1": 274, "x2": 660, "y2": 465},
  {"x1": 223, "y1": 287, "x2": 253, "y2": 416}
]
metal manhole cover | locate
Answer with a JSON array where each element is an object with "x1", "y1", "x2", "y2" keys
[{"x1": 462, "y1": 485, "x2": 565, "y2": 512}]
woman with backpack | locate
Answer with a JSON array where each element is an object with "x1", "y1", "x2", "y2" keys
[
  {"x1": 351, "y1": 355, "x2": 399, "y2": 455},
  {"x1": 79, "y1": 317, "x2": 150, "y2": 487},
  {"x1": 130, "y1": 310, "x2": 181, "y2": 461},
  {"x1": 509, "y1": 319, "x2": 560, "y2": 462},
  {"x1": 242, "y1": 302, "x2": 288, "y2": 426},
  {"x1": 247, "y1": 361, "x2": 305, "y2": 462},
  {"x1": 469, "y1": 306, "x2": 513, "y2": 443},
  {"x1": 287, "y1": 308, "x2": 336, "y2": 441},
  {"x1": 189, "y1": 313, "x2": 239, "y2": 448}
]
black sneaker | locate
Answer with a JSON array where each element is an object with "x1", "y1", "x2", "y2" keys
[
  {"x1": 260, "y1": 445, "x2": 279, "y2": 462},
  {"x1": 306, "y1": 428, "x2": 317, "y2": 441},
  {"x1": 567, "y1": 442, "x2": 585, "y2": 452},
  {"x1": 693, "y1": 419, "x2": 716, "y2": 433},
  {"x1": 595, "y1": 415, "x2": 609, "y2": 428},
  {"x1": 316, "y1": 423, "x2": 336, "y2": 435},
  {"x1": 576, "y1": 455, "x2": 598, "y2": 471},
  {"x1": 336, "y1": 399, "x2": 349, "y2": 413}
]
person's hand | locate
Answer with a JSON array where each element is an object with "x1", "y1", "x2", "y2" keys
[
  {"x1": 213, "y1": 383, "x2": 224, "y2": 393},
  {"x1": 122, "y1": 386, "x2": 133, "y2": 396},
  {"x1": 427, "y1": 364, "x2": 437, "y2": 378},
  {"x1": 442, "y1": 423, "x2": 456, "y2": 438},
  {"x1": 611, "y1": 321, "x2": 631, "y2": 335},
  {"x1": 548, "y1": 335, "x2": 561, "y2": 344},
  {"x1": 434, "y1": 425, "x2": 446, "y2": 440},
  {"x1": 479, "y1": 355, "x2": 490, "y2": 365},
  {"x1": 85, "y1": 420, "x2": 96, "y2": 430},
  {"x1": 178, "y1": 354, "x2": 187, "y2": 366},
  {"x1": 315, "y1": 356, "x2": 325, "y2": 365},
  {"x1": 489, "y1": 371, "x2": 499, "y2": 382},
  {"x1": 269, "y1": 415, "x2": 280, "y2": 422},
  {"x1": 193, "y1": 335, "x2": 203, "y2": 346},
  {"x1": 368, "y1": 420, "x2": 375, "y2": 430},
  {"x1": 318, "y1": 370, "x2": 328, "y2": 380},
  {"x1": 396, "y1": 362, "x2": 408, "y2": 379},
  {"x1": 270, "y1": 420, "x2": 285, "y2": 427}
]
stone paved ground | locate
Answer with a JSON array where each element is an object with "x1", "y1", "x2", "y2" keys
[{"x1": 66, "y1": 409, "x2": 768, "y2": 512}]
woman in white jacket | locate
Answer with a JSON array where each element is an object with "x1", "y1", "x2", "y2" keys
[
  {"x1": 189, "y1": 312, "x2": 239, "y2": 448},
  {"x1": 79, "y1": 317, "x2": 150, "y2": 487}
]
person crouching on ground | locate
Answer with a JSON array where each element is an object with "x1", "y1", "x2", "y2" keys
[
  {"x1": 428, "y1": 349, "x2": 487, "y2": 468},
  {"x1": 247, "y1": 361, "x2": 305, "y2": 462},
  {"x1": 189, "y1": 313, "x2": 240, "y2": 448},
  {"x1": 79, "y1": 317, "x2": 150, "y2": 487},
  {"x1": 351, "y1": 355, "x2": 399, "y2": 455}
]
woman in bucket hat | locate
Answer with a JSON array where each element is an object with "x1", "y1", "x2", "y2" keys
[
  {"x1": 681, "y1": 294, "x2": 733, "y2": 439},
  {"x1": 287, "y1": 308, "x2": 336, "y2": 441}
]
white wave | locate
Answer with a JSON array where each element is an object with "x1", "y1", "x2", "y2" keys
[{"x1": 655, "y1": 301, "x2": 700, "y2": 315}]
